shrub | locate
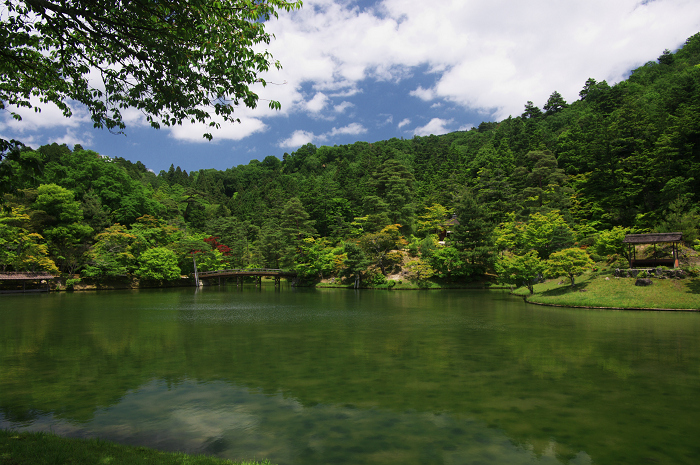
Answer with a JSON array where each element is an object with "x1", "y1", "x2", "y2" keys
[
  {"x1": 405, "y1": 258, "x2": 435, "y2": 280},
  {"x1": 607, "y1": 254, "x2": 630, "y2": 269},
  {"x1": 363, "y1": 269, "x2": 387, "y2": 285},
  {"x1": 594, "y1": 226, "x2": 631, "y2": 257},
  {"x1": 136, "y1": 247, "x2": 181, "y2": 281},
  {"x1": 385, "y1": 250, "x2": 404, "y2": 272}
]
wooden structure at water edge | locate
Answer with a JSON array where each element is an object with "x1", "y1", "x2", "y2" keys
[
  {"x1": 0, "y1": 272, "x2": 57, "y2": 293},
  {"x1": 623, "y1": 233, "x2": 683, "y2": 268},
  {"x1": 198, "y1": 268, "x2": 297, "y2": 287}
]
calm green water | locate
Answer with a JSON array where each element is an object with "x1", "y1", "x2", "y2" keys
[{"x1": 1, "y1": 286, "x2": 699, "y2": 464}]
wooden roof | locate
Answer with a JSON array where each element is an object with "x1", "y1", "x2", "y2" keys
[
  {"x1": 623, "y1": 233, "x2": 683, "y2": 244},
  {"x1": 444, "y1": 214, "x2": 459, "y2": 227},
  {"x1": 0, "y1": 272, "x2": 57, "y2": 280}
]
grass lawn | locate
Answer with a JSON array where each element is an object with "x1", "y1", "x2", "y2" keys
[
  {"x1": 512, "y1": 273, "x2": 700, "y2": 310},
  {"x1": 0, "y1": 430, "x2": 273, "y2": 465}
]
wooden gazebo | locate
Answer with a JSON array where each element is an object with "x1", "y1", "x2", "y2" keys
[
  {"x1": 438, "y1": 214, "x2": 460, "y2": 242},
  {"x1": 0, "y1": 272, "x2": 57, "y2": 293},
  {"x1": 622, "y1": 233, "x2": 683, "y2": 268}
]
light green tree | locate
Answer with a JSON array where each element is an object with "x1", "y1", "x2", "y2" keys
[
  {"x1": 417, "y1": 204, "x2": 451, "y2": 237},
  {"x1": 495, "y1": 251, "x2": 545, "y2": 294},
  {"x1": 0, "y1": 206, "x2": 58, "y2": 273},
  {"x1": 428, "y1": 246, "x2": 466, "y2": 279},
  {"x1": 294, "y1": 238, "x2": 337, "y2": 280},
  {"x1": 522, "y1": 211, "x2": 574, "y2": 259},
  {"x1": 546, "y1": 248, "x2": 594, "y2": 287},
  {"x1": 405, "y1": 258, "x2": 435, "y2": 281},
  {"x1": 82, "y1": 224, "x2": 136, "y2": 278},
  {"x1": 136, "y1": 247, "x2": 181, "y2": 281},
  {"x1": 359, "y1": 224, "x2": 407, "y2": 275},
  {"x1": 593, "y1": 226, "x2": 632, "y2": 258}
]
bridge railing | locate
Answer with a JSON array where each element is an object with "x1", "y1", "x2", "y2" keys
[{"x1": 198, "y1": 268, "x2": 296, "y2": 276}]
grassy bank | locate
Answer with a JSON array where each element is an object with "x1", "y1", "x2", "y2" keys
[
  {"x1": 0, "y1": 430, "x2": 273, "y2": 465},
  {"x1": 512, "y1": 273, "x2": 700, "y2": 310}
]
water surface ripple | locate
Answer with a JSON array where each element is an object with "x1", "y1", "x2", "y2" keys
[{"x1": 1, "y1": 286, "x2": 699, "y2": 464}]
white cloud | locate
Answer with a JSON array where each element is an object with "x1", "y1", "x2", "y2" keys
[
  {"x1": 278, "y1": 130, "x2": 316, "y2": 148},
  {"x1": 328, "y1": 87, "x2": 362, "y2": 98},
  {"x1": 397, "y1": 118, "x2": 411, "y2": 129},
  {"x1": 409, "y1": 86, "x2": 435, "y2": 101},
  {"x1": 328, "y1": 122, "x2": 366, "y2": 136},
  {"x1": 305, "y1": 92, "x2": 329, "y2": 113},
  {"x1": 0, "y1": 98, "x2": 90, "y2": 132},
  {"x1": 55, "y1": 129, "x2": 94, "y2": 148},
  {"x1": 168, "y1": 117, "x2": 267, "y2": 143},
  {"x1": 334, "y1": 101, "x2": 354, "y2": 113},
  {"x1": 260, "y1": 0, "x2": 700, "y2": 121},
  {"x1": 278, "y1": 122, "x2": 367, "y2": 148},
  {"x1": 413, "y1": 118, "x2": 454, "y2": 137}
]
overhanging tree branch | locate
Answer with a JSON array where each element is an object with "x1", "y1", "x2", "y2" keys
[{"x1": 1, "y1": 0, "x2": 302, "y2": 147}]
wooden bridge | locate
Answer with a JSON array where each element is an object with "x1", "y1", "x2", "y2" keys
[{"x1": 197, "y1": 268, "x2": 297, "y2": 287}]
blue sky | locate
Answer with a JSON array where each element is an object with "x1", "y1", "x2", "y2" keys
[{"x1": 2, "y1": 0, "x2": 700, "y2": 174}]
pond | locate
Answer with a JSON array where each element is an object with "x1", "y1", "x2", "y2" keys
[{"x1": 1, "y1": 286, "x2": 699, "y2": 464}]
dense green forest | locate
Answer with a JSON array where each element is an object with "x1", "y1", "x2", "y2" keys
[{"x1": 2, "y1": 34, "x2": 700, "y2": 287}]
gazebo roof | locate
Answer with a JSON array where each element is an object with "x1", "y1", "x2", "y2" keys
[
  {"x1": 443, "y1": 214, "x2": 459, "y2": 227},
  {"x1": 0, "y1": 272, "x2": 57, "y2": 280},
  {"x1": 622, "y1": 233, "x2": 683, "y2": 244}
]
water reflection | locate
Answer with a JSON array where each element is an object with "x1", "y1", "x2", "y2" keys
[
  {"x1": 1, "y1": 379, "x2": 593, "y2": 465},
  {"x1": 1, "y1": 287, "x2": 699, "y2": 464}
]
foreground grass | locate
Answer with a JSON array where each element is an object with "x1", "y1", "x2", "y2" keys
[
  {"x1": 0, "y1": 430, "x2": 273, "y2": 465},
  {"x1": 512, "y1": 273, "x2": 700, "y2": 309}
]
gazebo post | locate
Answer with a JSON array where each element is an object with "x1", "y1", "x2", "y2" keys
[{"x1": 673, "y1": 242, "x2": 678, "y2": 268}]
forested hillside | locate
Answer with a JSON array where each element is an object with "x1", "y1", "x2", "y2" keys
[{"x1": 2, "y1": 33, "x2": 700, "y2": 286}]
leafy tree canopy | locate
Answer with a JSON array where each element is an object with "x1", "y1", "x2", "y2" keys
[
  {"x1": 546, "y1": 247, "x2": 594, "y2": 287},
  {"x1": 495, "y1": 251, "x2": 544, "y2": 294},
  {"x1": 135, "y1": 247, "x2": 180, "y2": 281},
  {"x1": 0, "y1": 0, "x2": 302, "y2": 150}
]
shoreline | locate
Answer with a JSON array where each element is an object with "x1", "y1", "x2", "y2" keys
[
  {"x1": 512, "y1": 274, "x2": 699, "y2": 312},
  {"x1": 521, "y1": 296, "x2": 700, "y2": 312},
  {"x1": 4, "y1": 275, "x2": 697, "y2": 312}
]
